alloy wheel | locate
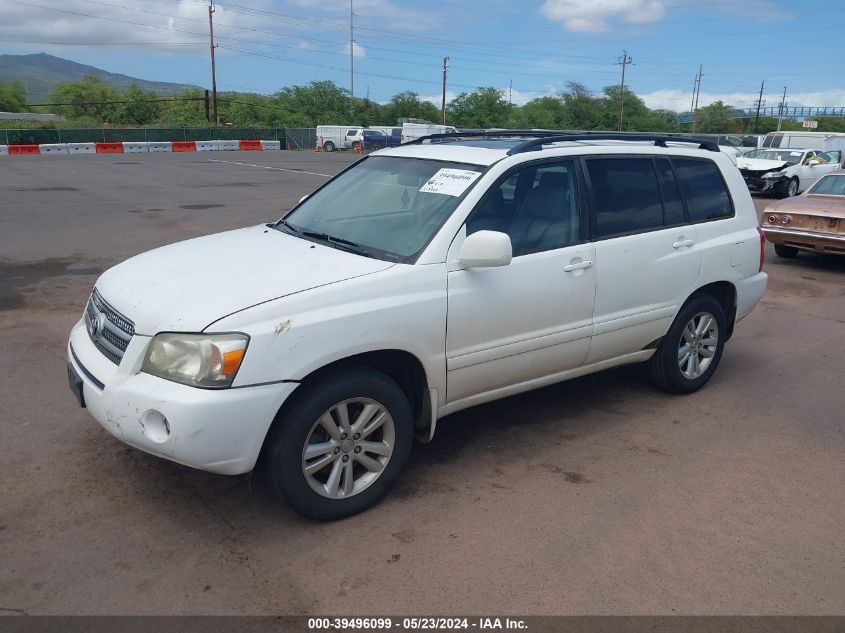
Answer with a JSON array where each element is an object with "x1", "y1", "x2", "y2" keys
[
  {"x1": 677, "y1": 311, "x2": 719, "y2": 379},
  {"x1": 301, "y1": 398, "x2": 395, "y2": 499}
]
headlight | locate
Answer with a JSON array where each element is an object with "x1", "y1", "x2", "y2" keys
[
  {"x1": 762, "y1": 172, "x2": 785, "y2": 179},
  {"x1": 141, "y1": 333, "x2": 249, "y2": 388}
]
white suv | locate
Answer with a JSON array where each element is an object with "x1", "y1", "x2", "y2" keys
[{"x1": 67, "y1": 132, "x2": 768, "y2": 519}]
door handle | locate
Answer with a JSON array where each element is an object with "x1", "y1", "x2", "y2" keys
[
  {"x1": 672, "y1": 239, "x2": 695, "y2": 249},
  {"x1": 564, "y1": 260, "x2": 593, "y2": 272}
]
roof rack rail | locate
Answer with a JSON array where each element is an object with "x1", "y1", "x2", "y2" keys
[
  {"x1": 405, "y1": 130, "x2": 564, "y2": 145},
  {"x1": 408, "y1": 130, "x2": 721, "y2": 154},
  {"x1": 507, "y1": 133, "x2": 721, "y2": 154}
]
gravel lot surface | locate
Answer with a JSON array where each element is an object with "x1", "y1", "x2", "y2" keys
[{"x1": 1, "y1": 151, "x2": 843, "y2": 615}]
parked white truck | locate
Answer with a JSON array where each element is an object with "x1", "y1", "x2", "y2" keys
[{"x1": 316, "y1": 126, "x2": 362, "y2": 152}]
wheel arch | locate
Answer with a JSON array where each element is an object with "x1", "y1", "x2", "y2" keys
[
  {"x1": 689, "y1": 280, "x2": 737, "y2": 340},
  {"x1": 259, "y1": 349, "x2": 432, "y2": 465}
]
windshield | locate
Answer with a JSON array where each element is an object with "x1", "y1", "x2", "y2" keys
[
  {"x1": 808, "y1": 174, "x2": 845, "y2": 196},
  {"x1": 752, "y1": 150, "x2": 803, "y2": 165},
  {"x1": 278, "y1": 156, "x2": 485, "y2": 262}
]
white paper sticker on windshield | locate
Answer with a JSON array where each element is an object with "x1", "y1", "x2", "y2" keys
[
  {"x1": 419, "y1": 168, "x2": 481, "y2": 197},
  {"x1": 790, "y1": 152, "x2": 802, "y2": 156}
]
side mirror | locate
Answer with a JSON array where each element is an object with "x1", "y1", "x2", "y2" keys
[
  {"x1": 458, "y1": 230, "x2": 512, "y2": 268},
  {"x1": 807, "y1": 159, "x2": 821, "y2": 167}
]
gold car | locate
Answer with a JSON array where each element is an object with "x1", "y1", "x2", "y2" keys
[{"x1": 761, "y1": 169, "x2": 845, "y2": 258}]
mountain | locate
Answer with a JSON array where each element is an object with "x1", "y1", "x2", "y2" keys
[{"x1": 0, "y1": 53, "x2": 199, "y2": 104}]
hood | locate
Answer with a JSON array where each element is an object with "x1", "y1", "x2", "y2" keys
[
  {"x1": 95, "y1": 225, "x2": 394, "y2": 334},
  {"x1": 738, "y1": 158, "x2": 789, "y2": 172}
]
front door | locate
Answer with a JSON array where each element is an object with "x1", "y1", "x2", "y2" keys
[{"x1": 445, "y1": 159, "x2": 596, "y2": 406}]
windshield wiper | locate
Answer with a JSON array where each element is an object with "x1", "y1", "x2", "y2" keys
[
  {"x1": 300, "y1": 230, "x2": 374, "y2": 258},
  {"x1": 276, "y1": 218, "x2": 301, "y2": 236}
]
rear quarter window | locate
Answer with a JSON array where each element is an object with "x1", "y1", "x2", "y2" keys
[{"x1": 673, "y1": 158, "x2": 733, "y2": 223}]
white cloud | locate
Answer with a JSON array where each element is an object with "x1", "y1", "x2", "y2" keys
[
  {"x1": 640, "y1": 88, "x2": 845, "y2": 112},
  {"x1": 0, "y1": 0, "x2": 274, "y2": 49},
  {"x1": 540, "y1": 0, "x2": 665, "y2": 32},
  {"x1": 338, "y1": 41, "x2": 366, "y2": 59}
]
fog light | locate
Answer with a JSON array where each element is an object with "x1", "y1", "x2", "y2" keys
[{"x1": 141, "y1": 409, "x2": 170, "y2": 443}]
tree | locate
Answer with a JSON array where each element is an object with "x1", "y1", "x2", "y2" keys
[
  {"x1": 447, "y1": 87, "x2": 514, "y2": 128},
  {"x1": 516, "y1": 96, "x2": 567, "y2": 129},
  {"x1": 0, "y1": 81, "x2": 26, "y2": 112},
  {"x1": 274, "y1": 80, "x2": 351, "y2": 126},
  {"x1": 559, "y1": 82, "x2": 607, "y2": 130},
  {"x1": 49, "y1": 76, "x2": 120, "y2": 122},
  {"x1": 693, "y1": 101, "x2": 745, "y2": 133},
  {"x1": 115, "y1": 84, "x2": 162, "y2": 125},
  {"x1": 381, "y1": 91, "x2": 439, "y2": 124}
]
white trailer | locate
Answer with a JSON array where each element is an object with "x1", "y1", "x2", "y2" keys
[
  {"x1": 400, "y1": 123, "x2": 458, "y2": 144},
  {"x1": 315, "y1": 125, "x2": 361, "y2": 152}
]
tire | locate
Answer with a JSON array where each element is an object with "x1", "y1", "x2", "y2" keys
[
  {"x1": 774, "y1": 244, "x2": 799, "y2": 258},
  {"x1": 780, "y1": 177, "x2": 799, "y2": 198},
  {"x1": 647, "y1": 294, "x2": 727, "y2": 394},
  {"x1": 267, "y1": 368, "x2": 413, "y2": 520},
  {"x1": 323, "y1": 141, "x2": 335, "y2": 152}
]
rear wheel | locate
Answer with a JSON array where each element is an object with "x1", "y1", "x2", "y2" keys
[
  {"x1": 323, "y1": 141, "x2": 335, "y2": 152},
  {"x1": 647, "y1": 294, "x2": 727, "y2": 394},
  {"x1": 267, "y1": 368, "x2": 413, "y2": 520},
  {"x1": 774, "y1": 244, "x2": 799, "y2": 258}
]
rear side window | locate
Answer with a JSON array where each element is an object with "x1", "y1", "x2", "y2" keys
[
  {"x1": 586, "y1": 158, "x2": 663, "y2": 238},
  {"x1": 673, "y1": 159, "x2": 733, "y2": 222}
]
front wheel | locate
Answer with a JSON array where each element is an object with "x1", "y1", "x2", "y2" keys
[
  {"x1": 780, "y1": 177, "x2": 799, "y2": 198},
  {"x1": 267, "y1": 369, "x2": 413, "y2": 520},
  {"x1": 647, "y1": 294, "x2": 727, "y2": 394}
]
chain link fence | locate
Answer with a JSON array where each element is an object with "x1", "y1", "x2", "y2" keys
[{"x1": 1, "y1": 127, "x2": 319, "y2": 147}]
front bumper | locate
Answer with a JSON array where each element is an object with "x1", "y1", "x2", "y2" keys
[
  {"x1": 68, "y1": 319, "x2": 297, "y2": 475},
  {"x1": 742, "y1": 174, "x2": 783, "y2": 193},
  {"x1": 762, "y1": 226, "x2": 845, "y2": 254}
]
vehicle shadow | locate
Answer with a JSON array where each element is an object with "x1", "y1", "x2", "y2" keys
[{"x1": 101, "y1": 361, "x2": 664, "y2": 527}]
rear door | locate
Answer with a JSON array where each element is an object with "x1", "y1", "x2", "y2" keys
[{"x1": 583, "y1": 156, "x2": 702, "y2": 364}]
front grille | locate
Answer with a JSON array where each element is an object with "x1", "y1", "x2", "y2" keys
[{"x1": 84, "y1": 289, "x2": 135, "y2": 365}]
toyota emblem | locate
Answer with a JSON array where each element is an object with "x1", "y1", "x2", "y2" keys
[{"x1": 88, "y1": 312, "x2": 107, "y2": 341}]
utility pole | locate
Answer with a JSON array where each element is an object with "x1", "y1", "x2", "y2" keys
[
  {"x1": 616, "y1": 50, "x2": 632, "y2": 131},
  {"x1": 753, "y1": 80, "x2": 765, "y2": 133},
  {"x1": 691, "y1": 64, "x2": 702, "y2": 132},
  {"x1": 777, "y1": 86, "x2": 787, "y2": 131},
  {"x1": 349, "y1": 0, "x2": 354, "y2": 103},
  {"x1": 509, "y1": 79, "x2": 513, "y2": 106},
  {"x1": 441, "y1": 56, "x2": 449, "y2": 125},
  {"x1": 208, "y1": 0, "x2": 218, "y2": 125}
]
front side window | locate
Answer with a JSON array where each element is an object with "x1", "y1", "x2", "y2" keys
[
  {"x1": 586, "y1": 158, "x2": 664, "y2": 238},
  {"x1": 673, "y1": 158, "x2": 733, "y2": 222},
  {"x1": 467, "y1": 161, "x2": 581, "y2": 256},
  {"x1": 279, "y1": 156, "x2": 484, "y2": 261}
]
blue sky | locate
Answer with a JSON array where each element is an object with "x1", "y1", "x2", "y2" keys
[{"x1": 2, "y1": 0, "x2": 845, "y2": 111}]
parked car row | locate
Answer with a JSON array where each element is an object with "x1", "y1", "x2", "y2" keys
[{"x1": 316, "y1": 123, "x2": 458, "y2": 152}]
